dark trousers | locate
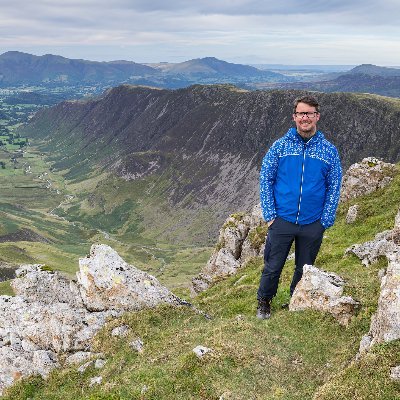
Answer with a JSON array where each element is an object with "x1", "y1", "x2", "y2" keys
[{"x1": 257, "y1": 217, "x2": 325, "y2": 300}]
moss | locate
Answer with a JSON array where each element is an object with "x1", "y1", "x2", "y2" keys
[
  {"x1": 39, "y1": 265, "x2": 54, "y2": 273},
  {"x1": 247, "y1": 224, "x2": 268, "y2": 251}
]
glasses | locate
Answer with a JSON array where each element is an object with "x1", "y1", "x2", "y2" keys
[{"x1": 294, "y1": 111, "x2": 318, "y2": 118}]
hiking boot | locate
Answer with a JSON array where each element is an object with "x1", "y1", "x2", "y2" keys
[{"x1": 256, "y1": 298, "x2": 271, "y2": 320}]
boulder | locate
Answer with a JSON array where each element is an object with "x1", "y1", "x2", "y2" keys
[
  {"x1": 77, "y1": 244, "x2": 179, "y2": 311},
  {"x1": 289, "y1": 265, "x2": 360, "y2": 326},
  {"x1": 340, "y1": 157, "x2": 395, "y2": 203},
  {"x1": 190, "y1": 205, "x2": 267, "y2": 295}
]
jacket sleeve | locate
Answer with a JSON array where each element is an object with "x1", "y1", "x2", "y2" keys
[
  {"x1": 260, "y1": 144, "x2": 279, "y2": 222},
  {"x1": 320, "y1": 148, "x2": 342, "y2": 228}
]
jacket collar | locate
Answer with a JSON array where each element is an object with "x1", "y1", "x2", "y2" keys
[{"x1": 286, "y1": 127, "x2": 324, "y2": 144}]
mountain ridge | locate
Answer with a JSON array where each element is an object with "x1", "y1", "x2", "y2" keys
[{"x1": 19, "y1": 85, "x2": 400, "y2": 244}]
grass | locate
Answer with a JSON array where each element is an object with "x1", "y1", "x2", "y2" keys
[{"x1": 2, "y1": 165, "x2": 400, "y2": 400}]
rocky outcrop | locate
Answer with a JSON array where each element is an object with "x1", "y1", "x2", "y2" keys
[
  {"x1": 340, "y1": 157, "x2": 396, "y2": 203},
  {"x1": 289, "y1": 265, "x2": 360, "y2": 326},
  {"x1": 190, "y1": 205, "x2": 267, "y2": 296},
  {"x1": 0, "y1": 244, "x2": 181, "y2": 396},
  {"x1": 77, "y1": 244, "x2": 177, "y2": 312},
  {"x1": 346, "y1": 207, "x2": 400, "y2": 267},
  {"x1": 349, "y1": 208, "x2": 400, "y2": 356}
]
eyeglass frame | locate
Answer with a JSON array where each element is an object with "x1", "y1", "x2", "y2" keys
[{"x1": 294, "y1": 111, "x2": 319, "y2": 119}]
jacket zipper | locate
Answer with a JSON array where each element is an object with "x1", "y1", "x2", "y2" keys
[{"x1": 296, "y1": 143, "x2": 306, "y2": 223}]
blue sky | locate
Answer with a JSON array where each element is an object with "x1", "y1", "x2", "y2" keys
[{"x1": 0, "y1": 0, "x2": 399, "y2": 65}]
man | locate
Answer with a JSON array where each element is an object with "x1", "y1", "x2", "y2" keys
[{"x1": 256, "y1": 95, "x2": 342, "y2": 319}]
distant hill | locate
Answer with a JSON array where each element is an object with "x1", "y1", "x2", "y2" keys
[
  {"x1": 258, "y1": 63, "x2": 400, "y2": 97},
  {"x1": 0, "y1": 52, "x2": 290, "y2": 88},
  {"x1": 0, "y1": 51, "x2": 157, "y2": 85},
  {"x1": 347, "y1": 64, "x2": 400, "y2": 77},
  {"x1": 154, "y1": 57, "x2": 287, "y2": 80}
]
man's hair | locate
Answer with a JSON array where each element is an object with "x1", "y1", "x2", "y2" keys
[{"x1": 293, "y1": 95, "x2": 320, "y2": 114}]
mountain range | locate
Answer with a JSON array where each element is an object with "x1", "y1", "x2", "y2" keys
[
  {"x1": 2, "y1": 51, "x2": 400, "y2": 97},
  {"x1": 20, "y1": 84, "x2": 400, "y2": 245},
  {"x1": 260, "y1": 64, "x2": 400, "y2": 97},
  {"x1": 0, "y1": 52, "x2": 289, "y2": 88}
]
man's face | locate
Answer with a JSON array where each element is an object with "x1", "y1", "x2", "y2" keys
[{"x1": 293, "y1": 102, "x2": 320, "y2": 138}]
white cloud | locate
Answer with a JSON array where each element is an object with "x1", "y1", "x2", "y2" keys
[{"x1": 0, "y1": 0, "x2": 399, "y2": 64}]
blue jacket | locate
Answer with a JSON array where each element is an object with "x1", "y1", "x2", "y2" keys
[{"x1": 260, "y1": 128, "x2": 342, "y2": 228}]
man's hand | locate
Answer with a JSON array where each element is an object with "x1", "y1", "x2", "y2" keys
[{"x1": 267, "y1": 219, "x2": 275, "y2": 228}]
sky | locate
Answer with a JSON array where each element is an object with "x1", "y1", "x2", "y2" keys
[{"x1": 1, "y1": 0, "x2": 399, "y2": 66}]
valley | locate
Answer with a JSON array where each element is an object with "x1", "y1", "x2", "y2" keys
[{"x1": 0, "y1": 95, "x2": 212, "y2": 294}]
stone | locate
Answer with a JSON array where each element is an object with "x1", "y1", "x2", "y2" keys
[
  {"x1": 111, "y1": 325, "x2": 131, "y2": 337},
  {"x1": 129, "y1": 338, "x2": 144, "y2": 353},
  {"x1": 390, "y1": 366, "x2": 400, "y2": 382},
  {"x1": 89, "y1": 376, "x2": 102, "y2": 386},
  {"x1": 65, "y1": 351, "x2": 95, "y2": 365},
  {"x1": 78, "y1": 360, "x2": 94, "y2": 373},
  {"x1": 0, "y1": 347, "x2": 58, "y2": 396},
  {"x1": 340, "y1": 157, "x2": 396, "y2": 203},
  {"x1": 77, "y1": 244, "x2": 179, "y2": 311},
  {"x1": 395, "y1": 207, "x2": 400, "y2": 229},
  {"x1": 357, "y1": 334, "x2": 372, "y2": 357},
  {"x1": 346, "y1": 204, "x2": 359, "y2": 224},
  {"x1": 203, "y1": 248, "x2": 240, "y2": 278},
  {"x1": 352, "y1": 209, "x2": 400, "y2": 356},
  {"x1": 190, "y1": 273, "x2": 213, "y2": 296},
  {"x1": 345, "y1": 229, "x2": 400, "y2": 267},
  {"x1": 192, "y1": 345, "x2": 212, "y2": 358},
  {"x1": 94, "y1": 359, "x2": 106, "y2": 369},
  {"x1": 289, "y1": 265, "x2": 360, "y2": 326}
]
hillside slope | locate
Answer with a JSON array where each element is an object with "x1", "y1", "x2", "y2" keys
[{"x1": 3, "y1": 163, "x2": 400, "y2": 400}]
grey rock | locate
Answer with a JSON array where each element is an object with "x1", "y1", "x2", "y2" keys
[
  {"x1": 94, "y1": 359, "x2": 106, "y2": 369},
  {"x1": 357, "y1": 334, "x2": 372, "y2": 358},
  {"x1": 111, "y1": 325, "x2": 131, "y2": 337},
  {"x1": 390, "y1": 365, "x2": 400, "y2": 382},
  {"x1": 340, "y1": 157, "x2": 396, "y2": 203},
  {"x1": 129, "y1": 338, "x2": 144, "y2": 353},
  {"x1": 193, "y1": 345, "x2": 212, "y2": 358},
  {"x1": 191, "y1": 205, "x2": 267, "y2": 295},
  {"x1": 346, "y1": 204, "x2": 359, "y2": 224},
  {"x1": 351, "y1": 210, "x2": 400, "y2": 356},
  {"x1": 77, "y1": 360, "x2": 94, "y2": 373},
  {"x1": 77, "y1": 244, "x2": 179, "y2": 312},
  {"x1": 12, "y1": 265, "x2": 82, "y2": 307},
  {"x1": 345, "y1": 229, "x2": 400, "y2": 267},
  {"x1": 89, "y1": 376, "x2": 102, "y2": 386},
  {"x1": 65, "y1": 351, "x2": 95, "y2": 366},
  {"x1": 368, "y1": 253, "x2": 400, "y2": 345},
  {"x1": 395, "y1": 207, "x2": 400, "y2": 229},
  {"x1": 190, "y1": 273, "x2": 212, "y2": 296},
  {"x1": 290, "y1": 265, "x2": 360, "y2": 326}
]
